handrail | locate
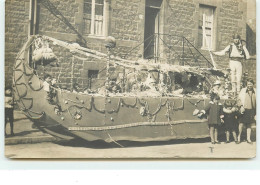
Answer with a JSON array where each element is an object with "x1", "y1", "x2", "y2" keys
[
  {"x1": 183, "y1": 37, "x2": 213, "y2": 68},
  {"x1": 123, "y1": 33, "x2": 214, "y2": 68}
]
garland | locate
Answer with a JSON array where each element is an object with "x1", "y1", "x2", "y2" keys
[
  {"x1": 68, "y1": 119, "x2": 208, "y2": 131},
  {"x1": 14, "y1": 83, "x2": 28, "y2": 98},
  {"x1": 186, "y1": 98, "x2": 205, "y2": 107},
  {"x1": 12, "y1": 36, "x2": 210, "y2": 124}
]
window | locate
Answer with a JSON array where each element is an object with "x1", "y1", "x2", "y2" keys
[
  {"x1": 88, "y1": 70, "x2": 99, "y2": 89},
  {"x1": 83, "y1": 0, "x2": 108, "y2": 36},
  {"x1": 88, "y1": 70, "x2": 99, "y2": 79},
  {"x1": 198, "y1": 5, "x2": 215, "y2": 50}
]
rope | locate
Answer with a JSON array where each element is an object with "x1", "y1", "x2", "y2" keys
[
  {"x1": 106, "y1": 132, "x2": 124, "y2": 147},
  {"x1": 73, "y1": 55, "x2": 105, "y2": 62},
  {"x1": 40, "y1": 0, "x2": 87, "y2": 45},
  {"x1": 68, "y1": 119, "x2": 208, "y2": 131},
  {"x1": 158, "y1": 36, "x2": 182, "y2": 63},
  {"x1": 186, "y1": 98, "x2": 205, "y2": 108},
  {"x1": 186, "y1": 41, "x2": 201, "y2": 68}
]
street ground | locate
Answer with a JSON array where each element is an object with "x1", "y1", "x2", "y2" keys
[
  {"x1": 4, "y1": 110, "x2": 256, "y2": 159},
  {"x1": 5, "y1": 139, "x2": 256, "y2": 159}
]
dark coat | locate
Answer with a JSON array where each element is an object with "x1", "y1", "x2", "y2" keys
[
  {"x1": 223, "y1": 111, "x2": 238, "y2": 130},
  {"x1": 204, "y1": 101, "x2": 223, "y2": 125}
]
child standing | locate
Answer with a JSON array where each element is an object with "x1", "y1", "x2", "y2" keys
[
  {"x1": 222, "y1": 100, "x2": 239, "y2": 144},
  {"x1": 43, "y1": 73, "x2": 52, "y2": 92},
  {"x1": 198, "y1": 93, "x2": 223, "y2": 144},
  {"x1": 43, "y1": 73, "x2": 56, "y2": 104},
  {"x1": 5, "y1": 86, "x2": 15, "y2": 137}
]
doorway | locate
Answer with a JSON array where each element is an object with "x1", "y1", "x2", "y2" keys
[{"x1": 143, "y1": 0, "x2": 162, "y2": 60}]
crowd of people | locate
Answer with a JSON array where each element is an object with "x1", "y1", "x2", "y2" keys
[
  {"x1": 197, "y1": 78, "x2": 256, "y2": 144},
  {"x1": 195, "y1": 34, "x2": 255, "y2": 145}
]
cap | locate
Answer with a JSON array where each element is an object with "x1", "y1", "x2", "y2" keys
[{"x1": 233, "y1": 33, "x2": 241, "y2": 40}]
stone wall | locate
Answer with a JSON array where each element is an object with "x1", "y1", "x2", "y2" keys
[
  {"x1": 215, "y1": 0, "x2": 247, "y2": 69},
  {"x1": 5, "y1": 0, "x2": 255, "y2": 89},
  {"x1": 38, "y1": 0, "x2": 79, "y2": 34},
  {"x1": 164, "y1": 0, "x2": 248, "y2": 69},
  {"x1": 110, "y1": 0, "x2": 144, "y2": 59},
  {"x1": 218, "y1": 0, "x2": 247, "y2": 48},
  {"x1": 5, "y1": 0, "x2": 30, "y2": 86}
]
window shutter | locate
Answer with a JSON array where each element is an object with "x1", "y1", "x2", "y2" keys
[{"x1": 198, "y1": 5, "x2": 215, "y2": 50}]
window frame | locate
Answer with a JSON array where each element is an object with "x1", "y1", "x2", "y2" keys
[
  {"x1": 83, "y1": 0, "x2": 109, "y2": 37},
  {"x1": 198, "y1": 4, "x2": 216, "y2": 51}
]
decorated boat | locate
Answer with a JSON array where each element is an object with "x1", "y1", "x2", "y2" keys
[{"x1": 13, "y1": 35, "x2": 233, "y2": 144}]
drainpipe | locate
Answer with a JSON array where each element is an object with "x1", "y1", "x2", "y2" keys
[
  {"x1": 29, "y1": 0, "x2": 38, "y2": 36},
  {"x1": 33, "y1": 0, "x2": 38, "y2": 35},
  {"x1": 28, "y1": 0, "x2": 34, "y2": 67},
  {"x1": 28, "y1": 0, "x2": 38, "y2": 67},
  {"x1": 28, "y1": 0, "x2": 33, "y2": 36}
]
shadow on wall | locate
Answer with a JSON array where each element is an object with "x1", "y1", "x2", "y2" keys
[{"x1": 246, "y1": 24, "x2": 256, "y2": 56}]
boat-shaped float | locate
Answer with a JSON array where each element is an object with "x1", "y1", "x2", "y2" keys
[{"x1": 13, "y1": 35, "x2": 233, "y2": 144}]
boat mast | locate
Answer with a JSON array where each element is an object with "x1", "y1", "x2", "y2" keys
[
  {"x1": 104, "y1": 36, "x2": 116, "y2": 95},
  {"x1": 71, "y1": 56, "x2": 75, "y2": 92}
]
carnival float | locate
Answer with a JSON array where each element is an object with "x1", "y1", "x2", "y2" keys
[
  {"x1": 12, "y1": 0, "x2": 240, "y2": 145},
  {"x1": 12, "y1": 33, "x2": 238, "y2": 145}
]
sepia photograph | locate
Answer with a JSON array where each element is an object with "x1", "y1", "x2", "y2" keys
[{"x1": 4, "y1": 0, "x2": 256, "y2": 158}]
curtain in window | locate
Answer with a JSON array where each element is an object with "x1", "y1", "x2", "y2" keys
[
  {"x1": 94, "y1": 0, "x2": 104, "y2": 35},
  {"x1": 83, "y1": 0, "x2": 104, "y2": 36}
]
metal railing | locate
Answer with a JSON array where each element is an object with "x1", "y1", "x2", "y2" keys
[{"x1": 123, "y1": 33, "x2": 214, "y2": 68}]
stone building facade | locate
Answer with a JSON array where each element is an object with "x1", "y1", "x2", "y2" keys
[{"x1": 5, "y1": 0, "x2": 256, "y2": 89}]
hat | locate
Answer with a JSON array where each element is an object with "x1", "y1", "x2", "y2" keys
[
  {"x1": 213, "y1": 80, "x2": 221, "y2": 86},
  {"x1": 233, "y1": 33, "x2": 241, "y2": 40}
]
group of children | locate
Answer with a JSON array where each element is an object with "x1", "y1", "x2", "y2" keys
[{"x1": 197, "y1": 92, "x2": 243, "y2": 144}]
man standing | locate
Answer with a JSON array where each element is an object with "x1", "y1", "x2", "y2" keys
[
  {"x1": 237, "y1": 78, "x2": 256, "y2": 144},
  {"x1": 213, "y1": 34, "x2": 250, "y2": 94}
]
